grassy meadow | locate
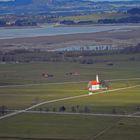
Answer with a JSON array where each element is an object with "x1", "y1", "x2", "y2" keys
[
  {"x1": 0, "y1": 53, "x2": 139, "y2": 85},
  {"x1": 59, "y1": 13, "x2": 128, "y2": 23},
  {"x1": 0, "y1": 53, "x2": 140, "y2": 140},
  {"x1": 0, "y1": 114, "x2": 122, "y2": 140},
  {"x1": 37, "y1": 84, "x2": 140, "y2": 114},
  {"x1": 0, "y1": 113, "x2": 140, "y2": 140}
]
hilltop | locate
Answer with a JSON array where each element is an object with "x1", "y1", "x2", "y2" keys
[{"x1": 0, "y1": 0, "x2": 140, "y2": 15}]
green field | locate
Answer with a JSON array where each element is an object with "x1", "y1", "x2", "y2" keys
[
  {"x1": 0, "y1": 113, "x2": 140, "y2": 140},
  {"x1": 0, "y1": 54, "x2": 140, "y2": 140},
  {"x1": 0, "y1": 54, "x2": 139, "y2": 85},
  {"x1": 59, "y1": 13, "x2": 128, "y2": 22},
  {"x1": 36, "y1": 84, "x2": 140, "y2": 114}
]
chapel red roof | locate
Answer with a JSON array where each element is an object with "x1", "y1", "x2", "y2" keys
[{"x1": 89, "y1": 80, "x2": 100, "y2": 85}]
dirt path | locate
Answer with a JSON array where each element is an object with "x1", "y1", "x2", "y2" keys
[
  {"x1": 0, "y1": 78, "x2": 140, "y2": 88},
  {"x1": 21, "y1": 111, "x2": 140, "y2": 118},
  {"x1": 0, "y1": 84, "x2": 140, "y2": 120}
]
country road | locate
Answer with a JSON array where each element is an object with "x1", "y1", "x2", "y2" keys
[
  {"x1": 0, "y1": 77, "x2": 140, "y2": 88},
  {"x1": 0, "y1": 84, "x2": 140, "y2": 121},
  {"x1": 19, "y1": 110, "x2": 140, "y2": 118}
]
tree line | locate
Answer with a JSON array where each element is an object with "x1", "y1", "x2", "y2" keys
[
  {"x1": 34, "y1": 105, "x2": 140, "y2": 115},
  {"x1": 0, "y1": 45, "x2": 139, "y2": 63},
  {"x1": 0, "y1": 19, "x2": 37, "y2": 27},
  {"x1": 98, "y1": 16, "x2": 140, "y2": 24}
]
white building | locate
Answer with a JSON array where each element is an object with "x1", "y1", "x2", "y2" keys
[{"x1": 88, "y1": 75, "x2": 101, "y2": 91}]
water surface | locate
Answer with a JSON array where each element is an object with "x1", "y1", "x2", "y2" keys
[{"x1": 0, "y1": 25, "x2": 139, "y2": 39}]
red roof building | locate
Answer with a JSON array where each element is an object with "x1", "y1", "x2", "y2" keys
[{"x1": 88, "y1": 75, "x2": 101, "y2": 91}]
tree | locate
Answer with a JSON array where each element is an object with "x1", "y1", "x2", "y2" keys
[
  {"x1": 2, "y1": 56, "x2": 5, "y2": 62},
  {"x1": 0, "y1": 105, "x2": 7, "y2": 115},
  {"x1": 71, "y1": 106, "x2": 76, "y2": 112},
  {"x1": 38, "y1": 108, "x2": 43, "y2": 112},
  {"x1": 136, "y1": 106, "x2": 140, "y2": 111},
  {"x1": 100, "y1": 80, "x2": 110, "y2": 89},
  {"x1": 45, "y1": 107, "x2": 49, "y2": 112},
  {"x1": 52, "y1": 107, "x2": 56, "y2": 112},
  {"x1": 112, "y1": 108, "x2": 117, "y2": 114},
  {"x1": 59, "y1": 106, "x2": 66, "y2": 112}
]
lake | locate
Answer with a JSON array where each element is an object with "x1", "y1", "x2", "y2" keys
[{"x1": 0, "y1": 24, "x2": 139, "y2": 39}]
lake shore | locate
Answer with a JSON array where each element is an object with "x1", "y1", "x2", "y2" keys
[
  {"x1": 0, "y1": 24, "x2": 140, "y2": 40},
  {"x1": 0, "y1": 25, "x2": 140, "y2": 52}
]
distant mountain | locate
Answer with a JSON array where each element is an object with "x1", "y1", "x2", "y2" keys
[
  {"x1": 0, "y1": 0, "x2": 94, "y2": 15},
  {"x1": 0, "y1": 0, "x2": 32, "y2": 5},
  {"x1": 0, "y1": 0, "x2": 140, "y2": 15},
  {"x1": 0, "y1": 0, "x2": 139, "y2": 6},
  {"x1": 0, "y1": 0, "x2": 88, "y2": 6}
]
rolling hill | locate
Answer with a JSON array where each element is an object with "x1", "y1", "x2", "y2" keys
[{"x1": 0, "y1": 0, "x2": 140, "y2": 15}]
